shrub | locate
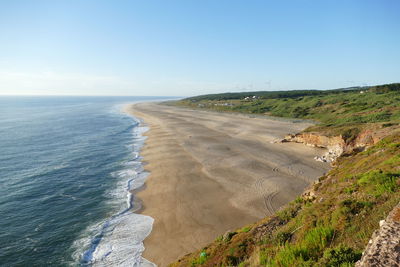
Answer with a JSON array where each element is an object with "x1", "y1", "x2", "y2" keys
[
  {"x1": 340, "y1": 200, "x2": 373, "y2": 216},
  {"x1": 321, "y1": 246, "x2": 362, "y2": 266},
  {"x1": 341, "y1": 127, "x2": 361, "y2": 143},
  {"x1": 225, "y1": 255, "x2": 240, "y2": 265},
  {"x1": 277, "y1": 203, "x2": 302, "y2": 222},
  {"x1": 275, "y1": 231, "x2": 292, "y2": 245},
  {"x1": 190, "y1": 251, "x2": 208, "y2": 266},
  {"x1": 224, "y1": 231, "x2": 237, "y2": 242},
  {"x1": 215, "y1": 235, "x2": 223, "y2": 242}
]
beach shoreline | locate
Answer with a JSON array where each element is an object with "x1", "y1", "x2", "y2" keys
[{"x1": 124, "y1": 102, "x2": 330, "y2": 266}]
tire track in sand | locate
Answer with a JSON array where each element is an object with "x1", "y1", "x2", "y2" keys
[{"x1": 253, "y1": 173, "x2": 279, "y2": 216}]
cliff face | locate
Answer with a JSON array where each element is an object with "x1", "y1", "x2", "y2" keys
[
  {"x1": 354, "y1": 127, "x2": 398, "y2": 147},
  {"x1": 283, "y1": 133, "x2": 345, "y2": 162},
  {"x1": 283, "y1": 126, "x2": 399, "y2": 163},
  {"x1": 284, "y1": 132, "x2": 345, "y2": 149}
]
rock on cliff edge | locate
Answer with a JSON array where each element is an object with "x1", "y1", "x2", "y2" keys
[{"x1": 355, "y1": 203, "x2": 400, "y2": 266}]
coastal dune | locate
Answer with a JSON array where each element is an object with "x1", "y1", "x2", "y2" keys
[{"x1": 126, "y1": 102, "x2": 330, "y2": 266}]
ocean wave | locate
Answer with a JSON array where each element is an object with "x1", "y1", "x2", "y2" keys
[
  {"x1": 91, "y1": 213, "x2": 154, "y2": 267},
  {"x1": 72, "y1": 112, "x2": 155, "y2": 266}
]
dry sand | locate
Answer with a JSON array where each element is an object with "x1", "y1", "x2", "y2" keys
[{"x1": 125, "y1": 102, "x2": 330, "y2": 266}]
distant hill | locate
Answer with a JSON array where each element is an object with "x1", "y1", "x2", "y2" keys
[{"x1": 184, "y1": 83, "x2": 399, "y2": 101}]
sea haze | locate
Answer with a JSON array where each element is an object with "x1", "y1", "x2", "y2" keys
[{"x1": 0, "y1": 96, "x2": 170, "y2": 266}]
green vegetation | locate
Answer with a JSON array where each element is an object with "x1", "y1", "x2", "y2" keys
[
  {"x1": 190, "y1": 251, "x2": 208, "y2": 266},
  {"x1": 172, "y1": 83, "x2": 400, "y2": 136},
  {"x1": 320, "y1": 246, "x2": 362, "y2": 267},
  {"x1": 170, "y1": 134, "x2": 400, "y2": 266},
  {"x1": 239, "y1": 226, "x2": 252, "y2": 233},
  {"x1": 181, "y1": 84, "x2": 400, "y2": 103}
]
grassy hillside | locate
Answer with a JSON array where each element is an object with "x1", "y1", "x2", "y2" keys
[
  {"x1": 173, "y1": 83, "x2": 400, "y2": 136},
  {"x1": 171, "y1": 134, "x2": 400, "y2": 267},
  {"x1": 169, "y1": 83, "x2": 400, "y2": 266}
]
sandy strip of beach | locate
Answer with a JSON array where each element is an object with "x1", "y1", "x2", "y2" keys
[{"x1": 125, "y1": 102, "x2": 330, "y2": 266}]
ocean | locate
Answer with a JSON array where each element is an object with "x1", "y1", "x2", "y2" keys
[{"x1": 0, "y1": 96, "x2": 170, "y2": 266}]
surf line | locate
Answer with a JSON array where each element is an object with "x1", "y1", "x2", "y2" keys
[{"x1": 81, "y1": 118, "x2": 153, "y2": 266}]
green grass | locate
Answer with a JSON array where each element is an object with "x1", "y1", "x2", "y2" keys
[
  {"x1": 268, "y1": 226, "x2": 335, "y2": 266},
  {"x1": 357, "y1": 170, "x2": 399, "y2": 197},
  {"x1": 239, "y1": 226, "x2": 252, "y2": 233},
  {"x1": 190, "y1": 251, "x2": 208, "y2": 266},
  {"x1": 321, "y1": 246, "x2": 362, "y2": 267}
]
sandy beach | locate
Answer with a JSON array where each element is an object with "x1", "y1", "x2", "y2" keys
[{"x1": 125, "y1": 102, "x2": 330, "y2": 266}]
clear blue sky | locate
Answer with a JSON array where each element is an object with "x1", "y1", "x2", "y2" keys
[{"x1": 0, "y1": 0, "x2": 399, "y2": 96}]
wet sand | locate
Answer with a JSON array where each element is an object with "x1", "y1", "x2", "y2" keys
[{"x1": 125, "y1": 102, "x2": 330, "y2": 266}]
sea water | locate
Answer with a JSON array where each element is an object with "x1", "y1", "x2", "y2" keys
[{"x1": 0, "y1": 96, "x2": 170, "y2": 266}]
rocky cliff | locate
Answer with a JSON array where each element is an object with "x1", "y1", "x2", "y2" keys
[
  {"x1": 282, "y1": 126, "x2": 399, "y2": 163},
  {"x1": 355, "y1": 203, "x2": 400, "y2": 266}
]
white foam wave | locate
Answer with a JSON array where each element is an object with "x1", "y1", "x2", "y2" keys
[
  {"x1": 91, "y1": 213, "x2": 154, "y2": 267},
  {"x1": 122, "y1": 161, "x2": 143, "y2": 169},
  {"x1": 72, "y1": 111, "x2": 155, "y2": 266}
]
